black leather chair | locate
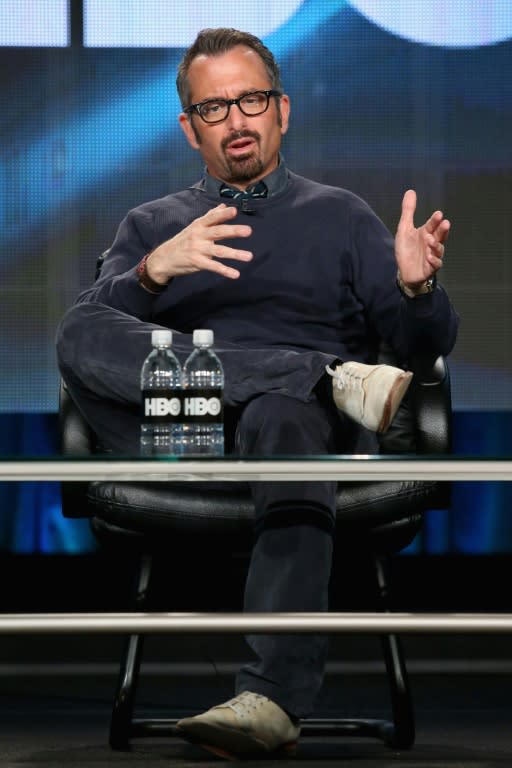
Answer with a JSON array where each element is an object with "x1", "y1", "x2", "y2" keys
[{"x1": 59, "y1": 345, "x2": 451, "y2": 753}]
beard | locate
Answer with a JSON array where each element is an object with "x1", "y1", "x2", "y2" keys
[
  {"x1": 221, "y1": 130, "x2": 264, "y2": 184},
  {"x1": 191, "y1": 111, "x2": 283, "y2": 185},
  {"x1": 224, "y1": 154, "x2": 264, "y2": 184}
]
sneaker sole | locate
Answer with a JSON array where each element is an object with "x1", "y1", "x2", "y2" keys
[
  {"x1": 377, "y1": 371, "x2": 413, "y2": 434},
  {"x1": 176, "y1": 721, "x2": 297, "y2": 760}
]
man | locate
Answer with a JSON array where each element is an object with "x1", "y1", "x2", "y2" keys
[{"x1": 56, "y1": 27, "x2": 458, "y2": 760}]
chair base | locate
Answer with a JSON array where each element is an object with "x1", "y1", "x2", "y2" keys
[
  {"x1": 108, "y1": 552, "x2": 415, "y2": 753},
  {"x1": 111, "y1": 716, "x2": 413, "y2": 751}
]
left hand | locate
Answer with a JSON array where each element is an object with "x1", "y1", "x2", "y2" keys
[{"x1": 395, "y1": 189, "x2": 450, "y2": 288}]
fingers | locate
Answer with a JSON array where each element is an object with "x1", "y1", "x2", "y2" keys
[
  {"x1": 202, "y1": 203, "x2": 253, "y2": 245},
  {"x1": 422, "y1": 228, "x2": 447, "y2": 276},
  {"x1": 424, "y1": 217, "x2": 450, "y2": 264},
  {"x1": 205, "y1": 249, "x2": 253, "y2": 279},
  {"x1": 209, "y1": 222, "x2": 253, "y2": 241},
  {"x1": 400, "y1": 191, "x2": 450, "y2": 243},
  {"x1": 212, "y1": 243, "x2": 253, "y2": 262},
  {"x1": 397, "y1": 189, "x2": 417, "y2": 231},
  {"x1": 187, "y1": 206, "x2": 255, "y2": 279},
  {"x1": 428, "y1": 236, "x2": 445, "y2": 261},
  {"x1": 183, "y1": 242, "x2": 253, "y2": 280},
  {"x1": 195, "y1": 255, "x2": 245, "y2": 280},
  {"x1": 203, "y1": 205, "x2": 253, "y2": 274},
  {"x1": 436, "y1": 217, "x2": 451, "y2": 244},
  {"x1": 204, "y1": 203, "x2": 236, "y2": 220},
  {"x1": 433, "y1": 240, "x2": 445, "y2": 259},
  {"x1": 203, "y1": 203, "x2": 243, "y2": 228},
  {"x1": 154, "y1": 204, "x2": 255, "y2": 281},
  {"x1": 399, "y1": 189, "x2": 451, "y2": 271}
]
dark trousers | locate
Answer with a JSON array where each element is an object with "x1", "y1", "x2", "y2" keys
[{"x1": 56, "y1": 302, "x2": 376, "y2": 717}]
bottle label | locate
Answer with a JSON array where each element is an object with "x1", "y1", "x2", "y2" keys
[
  {"x1": 141, "y1": 389, "x2": 184, "y2": 423},
  {"x1": 182, "y1": 388, "x2": 224, "y2": 424}
]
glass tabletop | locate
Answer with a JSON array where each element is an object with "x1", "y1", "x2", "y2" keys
[{"x1": 1, "y1": 454, "x2": 512, "y2": 481}]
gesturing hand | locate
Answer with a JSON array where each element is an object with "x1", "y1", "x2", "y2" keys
[
  {"x1": 395, "y1": 189, "x2": 450, "y2": 288},
  {"x1": 146, "y1": 204, "x2": 253, "y2": 284}
]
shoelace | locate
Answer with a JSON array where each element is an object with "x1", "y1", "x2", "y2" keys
[
  {"x1": 325, "y1": 364, "x2": 360, "y2": 391},
  {"x1": 225, "y1": 692, "x2": 268, "y2": 716}
]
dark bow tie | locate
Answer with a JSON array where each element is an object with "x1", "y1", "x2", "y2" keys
[{"x1": 219, "y1": 180, "x2": 268, "y2": 200}]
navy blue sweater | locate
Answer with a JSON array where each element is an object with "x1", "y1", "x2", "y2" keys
[{"x1": 77, "y1": 170, "x2": 458, "y2": 364}]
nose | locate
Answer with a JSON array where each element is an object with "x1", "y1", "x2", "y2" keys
[{"x1": 225, "y1": 102, "x2": 247, "y2": 131}]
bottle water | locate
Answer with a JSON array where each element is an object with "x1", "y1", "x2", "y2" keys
[
  {"x1": 140, "y1": 329, "x2": 183, "y2": 455},
  {"x1": 182, "y1": 329, "x2": 224, "y2": 456}
]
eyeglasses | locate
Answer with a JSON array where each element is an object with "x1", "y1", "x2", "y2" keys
[{"x1": 185, "y1": 89, "x2": 282, "y2": 124}]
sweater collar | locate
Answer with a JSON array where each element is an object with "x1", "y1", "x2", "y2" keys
[{"x1": 199, "y1": 156, "x2": 288, "y2": 199}]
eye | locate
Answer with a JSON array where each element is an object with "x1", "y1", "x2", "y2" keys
[
  {"x1": 242, "y1": 92, "x2": 265, "y2": 106},
  {"x1": 200, "y1": 100, "x2": 225, "y2": 117}
]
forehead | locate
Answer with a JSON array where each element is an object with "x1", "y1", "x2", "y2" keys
[{"x1": 187, "y1": 46, "x2": 270, "y2": 101}]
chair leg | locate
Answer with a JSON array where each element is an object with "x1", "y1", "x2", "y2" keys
[
  {"x1": 375, "y1": 556, "x2": 415, "y2": 749},
  {"x1": 109, "y1": 552, "x2": 152, "y2": 750}
]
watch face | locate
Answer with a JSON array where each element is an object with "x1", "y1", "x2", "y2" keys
[{"x1": 397, "y1": 273, "x2": 435, "y2": 297}]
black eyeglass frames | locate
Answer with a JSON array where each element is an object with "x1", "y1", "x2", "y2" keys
[{"x1": 185, "y1": 89, "x2": 282, "y2": 124}]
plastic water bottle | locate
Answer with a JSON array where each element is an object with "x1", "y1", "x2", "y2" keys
[
  {"x1": 182, "y1": 329, "x2": 224, "y2": 456},
  {"x1": 140, "y1": 329, "x2": 183, "y2": 455}
]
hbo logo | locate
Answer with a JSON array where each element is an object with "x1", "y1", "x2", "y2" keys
[
  {"x1": 144, "y1": 397, "x2": 181, "y2": 416},
  {"x1": 184, "y1": 397, "x2": 221, "y2": 416}
]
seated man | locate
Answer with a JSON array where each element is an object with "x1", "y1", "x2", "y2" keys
[{"x1": 56, "y1": 27, "x2": 459, "y2": 760}]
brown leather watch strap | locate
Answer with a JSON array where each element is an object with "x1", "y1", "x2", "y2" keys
[{"x1": 136, "y1": 252, "x2": 167, "y2": 294}]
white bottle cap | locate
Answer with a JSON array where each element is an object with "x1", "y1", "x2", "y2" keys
[
  {"x1": 193, "y1": 329, "x2": 214, "y2": 346},
  {"x1": 151, "y1": 329, "x2": 173, "y2": 347}
]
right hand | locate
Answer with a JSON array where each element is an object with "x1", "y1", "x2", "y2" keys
[
  {"x1": 145, "y1": 204, "x2": 253, "y2": 283},
  {"x1": 395, "y1": 189, "x2": 450, "y2": 287}
]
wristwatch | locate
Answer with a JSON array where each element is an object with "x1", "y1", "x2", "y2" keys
[
  {"x1": 396, "y1": 270, "x2": 435, "y2": 298},
  {"x1": 136, "y1": 252, "x2": 167, "y2": 294}
]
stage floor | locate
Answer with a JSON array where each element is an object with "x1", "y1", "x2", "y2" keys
[{"x1": 2, "y1": 662, "x2": 512, "y2": 767}]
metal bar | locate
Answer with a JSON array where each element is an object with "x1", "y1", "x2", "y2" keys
[
  {"x1": 2, "y1": 612, "x2": 512, "y2": 634},
  {"x1": 1, "y1": 458, "x2": 512, "y2": 482}
]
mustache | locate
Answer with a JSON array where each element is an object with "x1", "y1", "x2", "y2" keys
[{"x1": 222, "y1": 130, "x2": 260, "y2": 150}]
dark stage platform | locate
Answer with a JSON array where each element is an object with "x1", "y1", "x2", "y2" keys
[{"x1": 1, "y1": 554, "x2": 512, "y2": 766}]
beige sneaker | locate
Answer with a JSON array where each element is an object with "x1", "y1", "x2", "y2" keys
[
  {"x1": 175, "y1": 691, "x2": 300, "y2": 759},
  {"x1": 327, "y1": 361, "x2": 413, "y2": 434}
]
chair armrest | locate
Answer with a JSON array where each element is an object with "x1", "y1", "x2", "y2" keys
[
  {"x1": 377, "y1": 347, "x2": 452, "y2": 456},
  {"x1": 59, "y1": 381, "x2": 97, "y2": 518},
  {"x1": 408, "y1": 354, "x2": 452, "y2": 455},
  {"x1": 59, "y1": 380, "x2": 96, "y2": 456}
]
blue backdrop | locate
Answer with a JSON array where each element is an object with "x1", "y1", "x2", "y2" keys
[{"x1": 1, "y1": 1, "x2": 511, "y2": 552}]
